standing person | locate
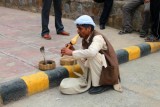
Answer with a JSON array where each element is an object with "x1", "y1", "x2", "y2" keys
[
  {"x1": 94, "y1": 0, "x2": 114, "y2": 30},
  {"x1": 60, "y1": 15, "x2": 122, "y2": 94},
  {"x1": 119, "y1": 0, "x2": 150, "y2": 38},
  {"x1": 41, "y1": 0, "x2": 69, "y2": 40},
  {"x1": 145, "y1": 0, "x2": 160, "y2": 42}
]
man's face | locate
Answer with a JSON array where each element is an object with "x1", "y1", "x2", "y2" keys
[{"x1": 77, "y1": 26, "x2": 91, "y2": 39}]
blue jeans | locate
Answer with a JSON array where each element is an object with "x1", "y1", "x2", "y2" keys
[{"x1": 41, "y1": 0, "x2": 64, "y2": 36}]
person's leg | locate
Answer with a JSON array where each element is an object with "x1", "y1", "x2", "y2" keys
[
  {"x1": 53, "y1": 0, "x2": 64, "y2": 34},
  {"x1": 76, "y1": 59, "x2": 90, "y2": 81},
  {"x1": 140, "y1": 2, "x2": 150, "y2": 38},
  {"x1": 41, "y1": 0, "x2": 52, "y2": 36},
  {"x1": 99, "y1": 0, "x2": 113, "y2": 30},
  {"x1": 88, "y1": 58, "x2": 101, "y2": 87},
  {"x1": 53, "y1": 0, "x2": 69, "y2": 35},
  {"x1": 87, "y1": 54, "x2": 112, "y2": 94},
  {"x1": 145, "y1": 0, "x2": 160, "y2": 42},
  {"x1": 150, "y1": 0, "x2": 160, "y2": 39},
  {"x1": 121, "y1": 0, "x2": 143, "y2": 33}
]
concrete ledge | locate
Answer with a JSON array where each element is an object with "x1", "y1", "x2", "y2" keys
[{"x1": 0, "y1": 42, "x2": 160, "y2": 105}]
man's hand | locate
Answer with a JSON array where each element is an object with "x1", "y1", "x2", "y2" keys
[
  {"x1": 65, "y1": 43, "x2": 75, "y2": 50},
  {"x1": 61, "y1": 47, "x2": 73, "y2": 56},
  {"x1": 144, "y1": 0, "x2": 150, "y2": 3}
]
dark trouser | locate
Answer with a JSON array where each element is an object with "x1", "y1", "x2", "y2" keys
[
  {"x1": 99, "y1": 0, "x2": 113, "y2": 26},
  {"x1": 150, "y1": 0, "x2": 160, "y2": 38},
  {"x1": 41, "y1": 0, "x2": 64, "y2": 36},
  {"x1": 122, "y1": 0, "x2": 150, "y2": 32}
]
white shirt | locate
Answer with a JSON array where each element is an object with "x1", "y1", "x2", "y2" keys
[{"x1": 72, "y1": 35, "x2": 107, "y2": 67}]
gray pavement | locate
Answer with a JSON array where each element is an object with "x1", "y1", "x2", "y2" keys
[{"x1": 0, "y1": 6, "x2": 160, "y2": 107}]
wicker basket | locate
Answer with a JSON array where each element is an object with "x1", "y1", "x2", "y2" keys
[
  {"x1": 60, "y1": 56, "x2": 77, "y2": 66},
  {"x1": 39, "y1": 60, "x2": 56, "y2": 71}
]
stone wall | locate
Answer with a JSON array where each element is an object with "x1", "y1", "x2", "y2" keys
[
  {"x1": 0, "y1": 0, "x2": 42, "y2": 12},
  {"x1": 0, "y1": 0, "x2": 144, "y2": 30}
]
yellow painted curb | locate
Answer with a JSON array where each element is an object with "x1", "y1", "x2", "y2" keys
[
  {"x1": 21, "y1": 72, "x2": 49, "y2": 95},
  {"x1": 124, "y1": 46, "x2": 140, "y2": 61},
  {"x1": 146, "y1": 42, "x2": 160, "y2": 53},
  {"x1": 64, "y1": 64, "x2": 83, "y2": 77}
]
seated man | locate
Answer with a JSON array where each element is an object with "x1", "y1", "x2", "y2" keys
[
  {"x1": 119, "y1": 0, "x2": 150, "y2": 38},
  {"x1": 145, "y1": 0, "x2": 160, "y2": 42},
  {"x1": 60, "y1": 15, "x2": 122, "y2": 94}
]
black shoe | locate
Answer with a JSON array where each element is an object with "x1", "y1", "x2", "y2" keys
[
  {"x1": 139, "y1": 30, "x2": 148, "y2": 38},
  {"x1": 100, "y1": 25, "x2": 105, "y2": 30},
  {"x1": 88, "y1": 85, "x2": 112, "y2": 94}
]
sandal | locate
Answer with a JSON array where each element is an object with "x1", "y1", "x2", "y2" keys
[
  {"x1": 145, "y1": 35, "x2": 160, "y2": 42},
  {"x1": 118, "y1": 29, "x2": 132, "y2": 35}
]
